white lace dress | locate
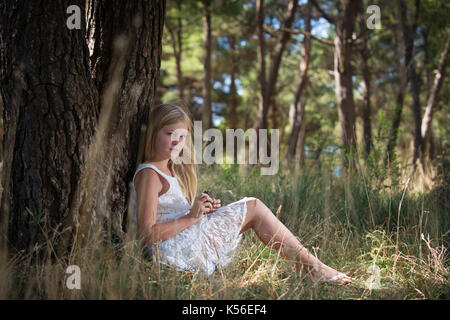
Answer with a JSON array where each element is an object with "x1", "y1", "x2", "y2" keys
[{"x1": 131, "y1": 163, "x2": 255, "y2": 275}]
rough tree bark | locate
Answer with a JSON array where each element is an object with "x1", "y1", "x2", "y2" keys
[
  {"x1": 0, "y1": 0, "x2": 98, "y2": 254},
  {"x1": 72, "y1": 0, "x2": 166, "y2": 247},
  {"x1": 0, "y1": 0, "x2": 166, "y2": 255}
]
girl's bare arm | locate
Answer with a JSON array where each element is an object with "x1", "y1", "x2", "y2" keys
[{"x1": 134, "y1": 169, "x2": 201, "y2": 246}]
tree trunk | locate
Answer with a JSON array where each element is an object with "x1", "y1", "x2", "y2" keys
[
  {"x1": 334, "y1": 0, "x2": 362, "y2": 171},
  {"x1": 253, "y1": 0, "x2": 298, "y2": 132},
  {"x1": 285, "y1": 0, "x2": 312, "y2": 166},
  {"x1": 201, "y1": 0, "x2": 212, "y2": 131},
  {"x1": 254, "y1": 0, "x2": 268, "y2": 132},
  {"x1": 0, "y1": 0, "x2": 98, "y2": 254},
  {"x1": 165, "y1": 0, "x2": 184, "y2": 101},
  {"x1": 398, "y1": 0, "x2": 424, "y2": 172},
  {"x1": 271, "y1": 97, "x2": 278, "y2": 129},
  {"x1": 297, "y1": 121, "x2": 307, "y2": 169},
  {"x1": 385, "y1": 78, "x2": 406, "y2": 167},
  {"x1": 422, "y1": 28, "x2": 432, "y2": 100},
  {"x1": 420, "y1": 36, "x2": 450, "y2": 171},
  {"x1": 228, "y1": 34, "x2": 239, "y2": 163},
  {"x1": 428, "y1": 124, "x2": 435, "y2": 161},
  {"x1": 73, "y1": 0, "x2": 166, "y2": 245},
  {"x1": 251, "y1": 0, "x2": 298, "y2": 166},
  {"x1": 385, "y1": 28, "x2": 407, "y2": 167},
  {"x1": 228, "y1": 34, "x2": 238, "y2": 130},
  {"x1": 0, "y1": 0, "x2": 166, "y2": 255},
  {"x1": 359, "y1": 8, "x2": 372, "y2": 160}
]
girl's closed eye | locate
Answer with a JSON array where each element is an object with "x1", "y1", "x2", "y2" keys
[{"x1": 168, "y1": 132, "x2": 185, "y2": 138}]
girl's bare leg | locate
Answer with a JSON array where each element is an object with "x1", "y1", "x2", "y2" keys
[{"x1": 240, "y1": 198, "x2": 353, "y2": 284}]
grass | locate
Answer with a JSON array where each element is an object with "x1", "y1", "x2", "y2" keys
[{"x1": 0, "y1": 158, "x2": 449, "y2": 300}]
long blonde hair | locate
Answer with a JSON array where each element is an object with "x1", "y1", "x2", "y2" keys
[{"x1": 139, "y1": 103, "x2": 197, "y2": 205}]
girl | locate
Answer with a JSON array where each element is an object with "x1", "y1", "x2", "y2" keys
[{"x1": 131, "y1": 103, "x2": 353, "y2": 284}]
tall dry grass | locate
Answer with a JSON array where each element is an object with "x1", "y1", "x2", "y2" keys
[{"x1": 0, "y1": 153, "x2": 448, "y2": 300}]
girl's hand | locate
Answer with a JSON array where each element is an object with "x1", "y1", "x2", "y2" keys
[
  {"x1": 202, "y1": 190, "x2": 221, "y2": 214},
  {"x1": 187, "y1": 193, "x2": 215, "y2": 220},
  {"x1": 207, "y1": 198, "x2": 221, "y2": 213}
]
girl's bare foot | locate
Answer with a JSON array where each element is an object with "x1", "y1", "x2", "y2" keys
[{"x1": 306, "y1": 263, "x2": 354, "y2": 285}]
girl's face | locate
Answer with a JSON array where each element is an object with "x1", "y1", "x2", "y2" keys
[{"x1": 154, "y1": 121, "x2": 188, "y2": 160}]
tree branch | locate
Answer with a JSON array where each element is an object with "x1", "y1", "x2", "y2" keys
[
  {"x1": 277, "y1": 26, "x2": 334, "y2": 46},
  {"x1": 311, "y1": 0, "x2": 335, "y2": 25}
]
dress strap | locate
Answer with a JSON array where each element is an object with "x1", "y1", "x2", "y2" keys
[{"x1": 132, "y1": 163, "x2": 176, "y2": 190}]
